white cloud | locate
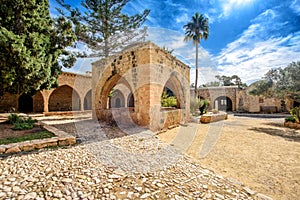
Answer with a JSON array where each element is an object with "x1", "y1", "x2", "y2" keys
[
  {"x1": 219, "y1": 0, "x2": 257, "y2": 18},
  {"x1": 216, "y1": 30, "x2": 300, "y2": 84},
  {"x1": 290, "y1": 0, "x2": 300, "y2": 15},
  {"x1": 215, "y1": 7, "x2": 300, "y2": 84},
  {"x1": 176, "y1": 13, "x2": 189, "y2": 23}
]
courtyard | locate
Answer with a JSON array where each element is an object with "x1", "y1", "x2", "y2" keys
[{"x1": 0, "y1": 113, "x2": 299, "y2": 199}]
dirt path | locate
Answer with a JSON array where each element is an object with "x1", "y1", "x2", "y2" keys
[{"x1": 158, "y1": 115, "x2": 300, "y2": 200}]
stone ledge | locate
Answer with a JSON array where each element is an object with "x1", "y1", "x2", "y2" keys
[
  {"x1": 200, "y1": 112, "x2": 228, "y2": 123},
  {"x1": 284, "y1": 121, "x2": 300, "y2": 129},
  {"x1": 0, "y1": 123, "x2": 76, "y2": 155}
]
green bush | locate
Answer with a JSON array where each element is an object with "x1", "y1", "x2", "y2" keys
[
  {"x1": 285, "y1": 116, "x2": 296, "y2": 123},
  {"x1": 7, "y1": 114, "x2": 21, "y2": 124},
  {"x1": 161, "y1": 92, "x2": 177, "y2": 107},
  {"x1": 199, "y1": 99, "x2": 209, "y2": 115},
  {"x1": 12, "y1": 122, "x2": 34, "y2": 130},
  {"x1": 290, "y1": 107, "x2": 300, "y2": 123},
  {"x1": 7, "y1": 114, "x2": 37, "y2": 130}
]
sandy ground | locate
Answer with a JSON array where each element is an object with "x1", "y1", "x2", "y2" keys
[{"x1": 158, "y1": 115, "x2": 300, "y2": 200}]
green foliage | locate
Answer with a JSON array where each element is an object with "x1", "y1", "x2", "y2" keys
[
  {"x1": 285, "y1": 116, "x2": 296, "y2": 123},
  {"x1": 7, "y1": 114, "x2": 21, "y2": 124},
  {"x1": 249, "y1": 61, "x2": 300, "y2": 100},
  {"x1": 199, "y1": 99, "x2": 209, "y2": 115},
  {"x1": 290, "y1": 107, "x2": 300, "y2": 123},
  {"x1": 214, "y1": 75, "x2": 247, "y2": 88},
  {"x1": 56, "y1": 0, "x2": 150, "y2": 58},
  {"x1": 183, "y1": 12, "x2": 209, "y2": 95},
  {"x1": 161, "y1": 92, "x2": 177, "y2": 107},
  {"x1": 12, "y1": 122, "x2": 34, "y2": 130},
  {"x1": 7, "y1": 114, "x2": 37, "y2": 130},
  {"x1": 0, "y1": 131, "x2": 54, "y2": 145},
  {"x1": 0, "y1": 0, "x2": 76, "y2": 95}
]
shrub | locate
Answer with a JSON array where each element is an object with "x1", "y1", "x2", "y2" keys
[
  {"x1": 161, "y1": 92, "x2": 177, "y2": 107},
  {"x1": 285, "y1": 116, "x2": 296, "y2": 123},
  {"x1": 7, "y1": 114, "x2": 21, "y2": 124},
  {"x1": 199, "y1": 99, "x2": 209, "y2": 115},
  {"x1": 7, "y1": 114, "x2": 37, "y2": 130},
  {"x1": 12, "y1": 122, "x2": 34, "y2": 130},
  {"x1": 290, "y1": 107, "x2": 300, "y2": 123}
]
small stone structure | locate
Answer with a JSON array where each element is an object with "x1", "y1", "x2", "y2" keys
[{"x1": 92, "y1": 42, "x2": 190, "y2": 131}]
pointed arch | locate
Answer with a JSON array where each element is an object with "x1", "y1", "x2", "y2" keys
[{"x1": 49, "y1": 85, "x2": 81, "y2": 111}]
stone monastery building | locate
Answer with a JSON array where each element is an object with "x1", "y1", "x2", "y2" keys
[{"x1": 0, "y1": 42, "x2": 297, "y2": 130}]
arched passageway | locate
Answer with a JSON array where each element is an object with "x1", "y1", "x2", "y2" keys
[
  {"x1": 18, "y1": 94, "x2": 33, "y2": 113},
  {"x1": 162, "y1": 75, "x2": 185, "y2": 109},
  {"x1": 214, "y1": 96, "x2": 233, "y2": 111},
  {"x1": 84, "y1": 90, "x2": 92, "y2": 110},
  {"x1": 128, "y1": 92, "x2": 134, "y2": 108},
  {"x1": 49, "y1": 85, "x2": 81, "y2": 111},
  {"x1": 110, "y1": 89, "x2": 125, "y2": 108}
]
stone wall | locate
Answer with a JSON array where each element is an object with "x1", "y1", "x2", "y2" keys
[
  {"x1": 192, "y1": 87, "x2": 283, "y2": 113},
  {"x1": 0, "y1": 72, "x2": 92, "y2": 113}
]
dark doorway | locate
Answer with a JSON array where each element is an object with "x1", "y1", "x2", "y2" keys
[
  {"x1": 18, "y1": 94, "x2": 33, "y2": 113},
  {"x1": 128, "y1": 93, "x2": 134, "y2": 107},
  {"x1": 294, "y1": 101, "x2": 300, "y2": 107},
  {"x1": 115, "y1": 98, "x2": 121, "y2": 108},
  {"x1": 214, "y1": 96, "x2": 233, "y2": 111}
]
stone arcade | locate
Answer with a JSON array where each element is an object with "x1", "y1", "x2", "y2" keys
[{"x1": 92, "y1": 42, "x2": 191, "y2": 131}]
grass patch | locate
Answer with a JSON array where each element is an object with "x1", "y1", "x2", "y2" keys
[{"x1": 0, "y1": 131, "x2": 55, "y2": 145}]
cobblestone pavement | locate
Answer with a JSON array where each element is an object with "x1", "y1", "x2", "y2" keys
[
  {"x1": 0, "y1": 114, "x2": 272, "y2": 199},
  {"x1": 0, "y1": 131, "x2": 269, "y2": 200}
]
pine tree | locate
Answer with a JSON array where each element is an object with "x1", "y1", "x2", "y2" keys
[
  {"x1": 56, "y1": 0, "x2": 150, "y2": 58},
  {"x1": 0, "y1": 0, "x2": 76, "y2": 95}
]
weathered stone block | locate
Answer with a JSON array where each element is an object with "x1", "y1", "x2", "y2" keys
[
  {"x1": 0, "y1": 145, "x2": 6, "y2": 154},
  {"x1": 58, "y1": 137, "x2": 76, "y2": 146},
  {"x1": 200, "y1": 112, "x2": 228, "y2": 123},
  {"x1": 5, "y1": 146, "x2": 21, "y2": 154},
  {"x1": 19, "y1": 143, "x2": 35, "y2": 151}
]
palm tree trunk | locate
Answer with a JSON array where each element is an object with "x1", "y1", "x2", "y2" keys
[{"x1": 195, "y1": 43, "x2": 199, "y2": 98}]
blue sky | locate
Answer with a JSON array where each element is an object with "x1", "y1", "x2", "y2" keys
[{"x1": 50, "y1": 0, "x2": 300, "y2": 85}]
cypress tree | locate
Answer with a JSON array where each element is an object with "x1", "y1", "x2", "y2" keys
[{"x1": 0, "y1": 0, "x2": 76, "y2": 95}]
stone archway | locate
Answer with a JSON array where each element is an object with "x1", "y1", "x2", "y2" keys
[
  {"x1": 92, "y1": 42, "x2": 190, "y2": 131},
  {"x1": 110, "y1": 89, "x2": 125, "y2": 108},
  {"x1": 84, "y1": 90, "x2": 92, "y2": 110},
  {"x1": 214, "y1": 96, "x2": 233, "y2": 111},
  {"x1": 18, "y1": 94, "x2": 33, "y2": 113},
  {"x1": 49, "y1": 85, "x2": 81, "y2": 111}
]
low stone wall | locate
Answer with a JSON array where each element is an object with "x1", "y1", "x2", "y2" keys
[
  {"x1": 0, "y1": 124, "x2": 76, "y2": 155},
  {"x1": 44, "y1": 110, "x2": 91, "y2": 116},
  {"x1": 284, "y1": 122, "x2": 300, "y2": 129},
  {"x1": 200, "y1": 112, "x2": 228, "y2": 123},
  {"x1": 160, "y1": 108, "x2": 182, "y2": 130}
]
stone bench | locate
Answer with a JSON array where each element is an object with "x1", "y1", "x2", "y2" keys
[{"x1": 200, "y1": 112, "x2": 228, "y2": 123}]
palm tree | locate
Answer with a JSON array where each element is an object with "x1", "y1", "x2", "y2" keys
[{"x1": 184, "y1": 12, "x2": 209, "y2": 97}]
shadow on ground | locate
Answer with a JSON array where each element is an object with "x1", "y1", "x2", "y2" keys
[{"x1": 249, "y1": 127, "x2": 300, "y2": 142}]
